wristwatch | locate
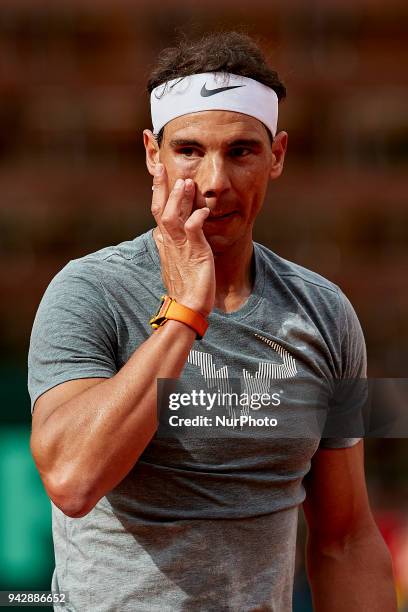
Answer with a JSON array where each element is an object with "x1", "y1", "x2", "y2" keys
[{"x1": 149, "y1": 295, "x2": 208, "y2": 340}]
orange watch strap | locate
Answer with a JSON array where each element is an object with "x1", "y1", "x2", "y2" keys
[
  {"x1": 149, "y1": 295, "x2": 208, "y2": 339},
  {"x1": 165, "y1": 300, "x2": 208, "y2": 339}
]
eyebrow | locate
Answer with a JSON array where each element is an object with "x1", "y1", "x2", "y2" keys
[{"x1": 169, "y1": 138, "x2": 264, "y2": 149}]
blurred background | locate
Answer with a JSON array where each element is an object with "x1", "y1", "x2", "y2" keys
[{"x1": 0, "y1": 0, "x2": 407, "y2": 610}]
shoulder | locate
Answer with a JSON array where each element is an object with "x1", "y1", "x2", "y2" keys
[
  {"x1": 254, "y1": 241, "x2": 345, "y2": 329},
  {"x1": 44, "y1": 229, "x2": 155, "y2": 293},
  {"x1": 255, "y1": 241, "x2": 341, "y2": 298},
  {"x1": 66, "y1": 229, "x2": 154, "y2": 274},
  {"x1": 256, "y1": 242, "x2": 367, "y2": 380},
  {"x1": 254, "y1": 241, "x2": 365, "y2": 361}
]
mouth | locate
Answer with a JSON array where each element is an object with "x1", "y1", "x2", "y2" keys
[{"x1": 205, "y1": 211, "x2": 237, "y2": 221}]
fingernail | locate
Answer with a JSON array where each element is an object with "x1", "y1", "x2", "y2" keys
[
  {"x1": 185, "y1": 179, "x2": 194, "y2": 190},
  {"x1": 155, "y1": 164, "x2": 163, "y2": 176},
  {"x1": 175, "y1": 178, "x2": 184, "y2": 190}
]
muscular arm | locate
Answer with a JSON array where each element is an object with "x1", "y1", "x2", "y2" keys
[
  {"x1": 31, "y1": 320, "x2": 196, "y2": 519},
  {"x1": 303, "y1": 441, "x2": 397, "y2": 611}
]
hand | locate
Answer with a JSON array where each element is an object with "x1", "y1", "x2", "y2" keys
[{"x1": 151, "y1": 163, "x2": 216, "y2": 318}]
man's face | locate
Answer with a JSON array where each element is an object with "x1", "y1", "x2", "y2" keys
[{"x1": 144, "y1": 110, "x2": 287, "y2": 252}]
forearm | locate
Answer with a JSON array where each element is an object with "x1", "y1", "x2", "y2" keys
[
  {"x1": 36, "y1": 320, "x2": 196, "y2": 516},
  {"x1": 306, "y1": 523, "x2": 397, "y2": 612}
]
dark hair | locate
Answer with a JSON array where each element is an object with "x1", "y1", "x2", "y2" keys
[{"x1": 147, "y1": 31, "x2": 286, "y2": 147}]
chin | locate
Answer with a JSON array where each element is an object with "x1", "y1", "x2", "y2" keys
[
  {"x1": 204, "y1": 232, "x2": 237, "y2": 254},
  {"x1": 202, "y1": 216, "x2": 249, "y2": 253}
]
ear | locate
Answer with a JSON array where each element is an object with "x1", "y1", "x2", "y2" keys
[
  {"x1": 269, "y1": 131, "x2": 288, "y2": 180},
  {"x1": 143, "y1": 129, "x2": 160, "y2": 177}
]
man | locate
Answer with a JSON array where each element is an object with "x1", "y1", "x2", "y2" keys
[{"x1": 28, "y1": 31, "x2": 396, "y2": 611}]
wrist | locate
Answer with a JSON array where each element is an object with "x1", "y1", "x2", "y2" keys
[
  {"x1": 149, "y1": 295, "x2": 209, "y2": 339},
  {"x1": 176, "y1": 299, "x2": 211, "y2": 319}
]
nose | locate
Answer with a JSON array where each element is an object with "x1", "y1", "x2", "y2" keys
[{"x1": 197, "y1": 153, "x2": 231, "y2": 204}]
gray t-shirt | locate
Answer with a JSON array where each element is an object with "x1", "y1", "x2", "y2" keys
[{"x1": 28, "y1": 228, "x2": 366, "y2": 612}]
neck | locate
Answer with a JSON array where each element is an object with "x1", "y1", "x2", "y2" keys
[{"x1": 212, "y1": 236, "x2": 254, "y2": 312}]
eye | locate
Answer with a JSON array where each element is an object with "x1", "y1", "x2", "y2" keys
[
  {"x1": 179, "y1": 147, "x2": 200, "y2": 157},
  {"x1": 229, "y1": 147, "x2": 251, "y2": 158}
]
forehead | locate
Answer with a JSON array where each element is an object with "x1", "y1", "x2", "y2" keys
[{"x1": 163, "y1": 110, "x2": 269, "y2": 144}]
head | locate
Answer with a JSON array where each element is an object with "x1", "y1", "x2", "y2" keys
[{"x1": 143, "y1": 31, "x2": 288, "y2": 252}]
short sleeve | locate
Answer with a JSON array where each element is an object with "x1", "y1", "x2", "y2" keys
[
  {"x1": 28, "y1": 260, "x2": 118, "y2": 414},
  {"x1": 319, "y1": 287, "x2": 367, "y2": 449}
]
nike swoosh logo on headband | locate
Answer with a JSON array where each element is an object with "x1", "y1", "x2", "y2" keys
[{"x1": 200, "y1": 84, "x2": 245, "y2": 97}]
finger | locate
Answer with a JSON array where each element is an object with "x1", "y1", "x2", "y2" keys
[
  {"x1": 184, "y1": 207, "x2": 211, "y2": 250},
  {"x1": 179, "y1": 178, "x2": 196, "y2": 222},
  {"x1": 151, "y1": 163, "x2": 169, "y2": 221},
  {"x1": 160, "y1": 178, "x2": 189, "y2": 242},
  {"x1": 164, "y1": 177, "x2": 195, "y2": 224}
]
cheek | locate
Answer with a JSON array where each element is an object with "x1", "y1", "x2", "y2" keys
[
  {"x1": 171, "y1": 158, "x2": 199, "y2": 179},
  {"x1": 236, "y1": 170, "x2": 265, "y2": 202},
  {"x1": 243, "y1": 184, "x2": 268, "y2": 221}
]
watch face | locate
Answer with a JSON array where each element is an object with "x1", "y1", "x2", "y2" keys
[
  {"x1": 150, "y1": 295, "x2": 171, "y2": 327},
  {"x1": 153, "y1": 295, "x2": 167, "y2": 319}
]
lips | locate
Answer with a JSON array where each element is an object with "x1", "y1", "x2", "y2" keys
[{"x1": 206, "y1": 211, "x2": 236, "y2": 220}]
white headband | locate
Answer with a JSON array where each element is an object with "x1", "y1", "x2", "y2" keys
[{"x1": 150, "y1": 72, "x2": 279, "y2": 137}]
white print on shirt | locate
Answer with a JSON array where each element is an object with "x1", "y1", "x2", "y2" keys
[{"x1": 187, "y1": 334, "x2": 297, "y2": 393}]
